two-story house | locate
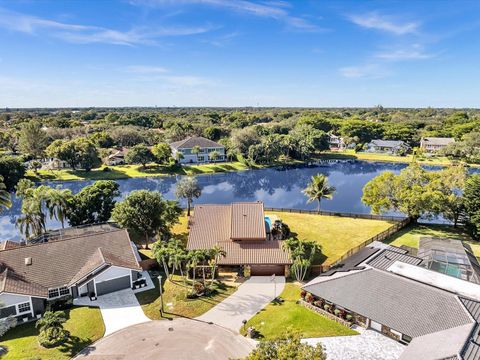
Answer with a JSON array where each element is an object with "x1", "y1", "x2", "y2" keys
[{"x1": 170, "y1": 136, "x2": 226, "y2": 164}]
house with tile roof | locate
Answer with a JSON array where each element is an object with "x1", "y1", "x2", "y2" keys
[
  {"x1": 0, "y1": 227, "x2": 142, "y2": 323},
  {"x1": 366, "y1": 139, "x2": 411, "y2": 154},
  {"x1": 302, "y1": 240, "x2": 480, "y2": 360},
  {"x1": 420, "y1": 137, "x2": 455, "y2": 153},
  {"x1": 187, "y1": 202, "x2": 292, "y2": 275},
  {"x1": 170, "y1": 136, "x2": 225, "y2": 164}
]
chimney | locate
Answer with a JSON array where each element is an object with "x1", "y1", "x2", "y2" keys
[{"x1": 25, "y1": 257, "x2": 32, "y2": 266}]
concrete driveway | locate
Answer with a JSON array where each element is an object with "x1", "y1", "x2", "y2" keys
[
  {"x1": 75, "y1": 318, "x2": 255, "y2": 360},
  {"x1": 74, "y1": 288, "x2": 150, "y2": 336},
  {"x1": 196, "y1": 276, "x2": 285, "y2": 332}
]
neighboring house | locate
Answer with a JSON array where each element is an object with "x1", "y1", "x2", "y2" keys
[
  {"x1": 328, "y1": 134, "x2": 346, "y2": 150},
  {"x1": 366, "y1": 139, "x2": 410, "y2": 154},
  {"x1": 106, "y1": 148, "x2": 127, "y2": 166},
  {"x1": 420, "y1": 137, "x2": 455, "y2": 153},
  {"x1": 170, "y1": 136, "x2": 225, "y2": 164},
  {"x1": 40, "y1": 157, "x2": 70, "y2": 170},
  {"x1": 303, "y1": 241, "x2": 480, "y2": 360},
  {"x1": 187, "y1": 202, "x2": 292, "y2": 275},
  {"x1": 0, "y1": 227, "x2": 142, "y2": 323}
]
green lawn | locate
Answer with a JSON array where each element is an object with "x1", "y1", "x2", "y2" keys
[
  {"x1": 0, "y1": 306, "x2": 105, "y2": 360},
  {"x1": 320, "y1": 150, "x2": 479, "y2": 167},
  {"x1": 267, "y1": 212, "x2": 395, "y2": 265},
  {"x1": 135, "y1": 274, "x2": 237, "y2": 320},
  {"x1": 386, "y1": 224, "x2": 480, "y2": 260},
  {"x1": 27, "y1": 161, "x2": 253, "y2": 182},
  {"x1": 241, "y1": 283, "x2": 358, "y2": 340}
]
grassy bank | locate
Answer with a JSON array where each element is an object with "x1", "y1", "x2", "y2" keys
[
  {"x1": 241, "y1": 283, "x2": 358, "y2": 340},
  {"x1": 0, "y1": 306, "x2": 105, "y2": 360}
]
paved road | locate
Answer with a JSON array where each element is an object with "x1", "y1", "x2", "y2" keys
[
  {"x1": 74, "y1": 288, "x2": 150, "y2": 336},
  {"x1": 75, "y1": 318, "x2": 255, "y2": 360},
  {"x1": 196, "y1": 276, "x2": 285, "y2": 332}
]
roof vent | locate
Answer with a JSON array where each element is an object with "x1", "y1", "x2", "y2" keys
[{"x1": 25, "y1": 257, "x2": 32, "y2": 266}]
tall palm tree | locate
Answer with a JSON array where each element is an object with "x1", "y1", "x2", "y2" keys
[
  {"x1": 302, "y1": 174, "x2": 336, "y2": 213},
  {"x1": 45, "y1": 188, "x2": 73, "y2": 228},
  {"x1": 209, "y1": 245, "x2": 226, "y2": 285},
  {"x1": 0, "y1": 175, "x2": 11, "y2": 213},
  {"x1": 16, "y1": 198, "x2": 45, "y2": 241},
  {"x1": 187, "y1": 250, "x2": 204, "y2": 292}
]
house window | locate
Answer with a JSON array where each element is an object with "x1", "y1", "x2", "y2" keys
[
  {"x1": 401, "y1": 334, "x2": 412, "y2": 343},
  {"x1": 17, "y1": 302, "x2": 31, "y2": 314},
  {"x1": 48, "y1": 288, "x2": 60, "y2": 298},
  {"x1": 59, "y1": 287, "x2": 70, "y2": 296}
]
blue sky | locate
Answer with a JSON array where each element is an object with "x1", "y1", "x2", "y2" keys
[{"x1": 0, "y1": 0, "x2": 479, "y2": 108}]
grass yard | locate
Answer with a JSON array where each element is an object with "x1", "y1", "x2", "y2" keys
[
  {"x1": 135, "y1": 274, "x2": 237, "y2": 320},
  {"x1": 27, "y1": 161, "x2": 253, "y2": 182},
  {"x1": 386, "y1": 224, "x2": 480, "y2": 259},
  {"x1": 241, "y1": 283, "x2": 358, "y2": 340},
  {"x1": 267, "y1": 211, "x2": 395, "y2": 265},
  {"x1": 0, "y1": 306, "x2": 105, "y2": 360}
]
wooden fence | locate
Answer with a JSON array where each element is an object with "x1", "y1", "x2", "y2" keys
[
  {"x1": 263, "y1": 207, "x2": 405, "y2": 222},
  {"x1": 310, "y1": 217, "x2": 412, "y2": 275}
]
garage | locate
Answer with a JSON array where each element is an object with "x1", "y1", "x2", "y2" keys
[
  {"x1": 250, "y1": 264, "x2": 285, "y2": 276},
  {"x1": 96, "y1": 276, "x2": 131, "y2": 296}
]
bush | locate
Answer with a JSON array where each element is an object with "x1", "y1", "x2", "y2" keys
[
  {"x1": 346, "y1": 314, "x2": 353, "y2": 321},
  {"x1": 300, "y1": 290, "x2": 307, "y2": 299},
  {"x1": 313, "y1": 300, "x2": 323, "y2": 308},
  {"x1": 305, "y1": 293, "x2": 314, "y2": 303},
  {"x1": 38, "y1": 327, "x2": 69, "y2": 348},
  {"x1": 46, "y1": 297, "x2": 73, "y2": 312}
]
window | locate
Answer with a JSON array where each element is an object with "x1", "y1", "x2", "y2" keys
[
  {"x1": 48, "y1": 288, "x2": 60, "y2": 298},
  {"x1": 17, "y1": 302, "x2": 31, "y2": 314},
  {"x1": 59, "y1": 287, "x2": 70, "y2": 296}
]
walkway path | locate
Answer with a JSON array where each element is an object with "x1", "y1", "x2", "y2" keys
[
  {"x1": 196, "y1": 276, "x2": 285, "y2": 332},
  {"x1": 74, "y1": 288, "x2": 150, "y2": 336},
  {"x1": 303, "y1": 327, "x2": 405, "y2": 360}
]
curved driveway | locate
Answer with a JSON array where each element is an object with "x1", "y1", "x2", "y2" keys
[{"x1": 75, "y1": 318, "x2": 254, "y2": 360}]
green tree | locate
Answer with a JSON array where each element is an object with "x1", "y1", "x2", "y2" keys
[
  {"x1": 0, "y1": 155, "x2": 27, "y2": 191},
  {"x1": 125, "y1": 144, "x2": 154, "y2": 168},
  {"x1": 112, "y1": 190, "x2": 181, "y2": 248},
  {"x1": 18, "y1": 120, "x2": 48, "y2": 158},
  {"x1": 15, "y1": 182, "x2": 50, "y2": 240},
  {"x1": 175, "y1": 176, "x2": 202, "y2": 216},
  {"x1": 465, "y1": 174, "x2": 480, "y2": 238},
  {"x1": 362, "y1": 163, "x2": 434, "y2": 221},
  {"x1": 209, "y1": 245, "x2": 226, "y2": 285},
  {"x1": 36, "y1": 311, "x2": 69, "y2": 348},
  {"x1": 283, "y1": 238, "x2": 319, "y2": 282},
  {"x1": 45, "y1": 188, "x2": 73, "y2": 228},
  {"x1": 46, "y1": 138, "x2": 100, "y2": 171},
  {"x1": 67, "y1": 180, "x2": 120, "y2": 226},
  {"x1": 209, "y1": 150, "x2": 220, "y2": 163},
  {"x1": 151, "y1": 142, "x2": 172, "y2": 165},
  {"x1": 191, "y1": 146, "x2": 201, "y2": 159},
  {"x1": 244, "y1": 329, "x2": 326, "y2": 360},
  {"x1": 302, "y1": 174, "x2": 336, "y2": 213},
  {"x1": 0, "y1": 175, "x2": 11, "y2": 213}
]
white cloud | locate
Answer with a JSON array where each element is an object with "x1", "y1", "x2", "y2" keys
[
  {"x1": 124, "y1": 65, "x2": 169, "y2": 73},
  {"x1": 339, "y1": 63, "x2": 390, "y2": 79},
  {"x1": 0, "y1": 7, "x2": 213, "y2": 46},
  {"x1": 349, "y1": 12, "x2": 419, "y2": 35},
  {"x1": 375, "y1": 46, "x2": 434, "y2": 61},
  {"x1": 131, "y1": 0, "x2": 322, "y2": 31}
]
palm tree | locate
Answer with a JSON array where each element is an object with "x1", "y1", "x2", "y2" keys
[
  {"x1": 16, "y1": 197, "x2": 46, "y2": 241},
  {"x1": 45, "y1": 188, "x2": 73, "y2": 228},
  {"x1": 36, "y1": 311, "x2": 67, "y2": 333},
  {"x1": 209, "y1": 150, "x2": 220, "y2": 163},
  {"x1": 191, "y1": 145, "x2": 201, "y2": 159},
  {"x1": 302, "y1": 174, "x2": 336, "y2": 213},
  {"x1": 152, "y1": 240, "x2": 170, "y2": 278},
  {"x1": 175, "y1": 176, "x2": 202, "y2": 216},
  {"x1": 167, "y1": 238, "x2": 186, "y2": 280},
  {"x1": 187, "y1": 250, "x2": 203, "y2": 292},
  {"x1": 209, "y1": 245, "x2": 226, "y2": 285},
  {"x1": 0, "y1": 175, "x2": 11, "y2": 213}
]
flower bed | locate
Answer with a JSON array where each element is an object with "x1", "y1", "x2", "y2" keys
[{"x1": 299, "y1": 300, "x2": 352, "y2": 328}]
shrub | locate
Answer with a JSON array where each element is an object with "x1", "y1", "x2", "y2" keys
[
  {"x1": 323, "y1": 304, "x2": 331, "y2": 311},
  {"x1": 313, "y1": 300, "x2": 322, "y2": 308},
  {"x1": 38, "y1": 327, "x2": 69, "y2": 348},
  {"x1": 305, "y1": 293, "x2": 314, "y2": 303},
  {"x1": 300, "y1": 290, "x2": 307, "y2": 299},
  {"x1": 334, "y1": 309, "x2": 341, "y2": 316},
  {"x1": 346, "y1": 314, "x2": 353, "y2": 321}
]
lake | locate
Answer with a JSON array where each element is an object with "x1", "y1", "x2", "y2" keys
[{"x1": 1, "y1": 160, "x2": 477, "y2": 241}]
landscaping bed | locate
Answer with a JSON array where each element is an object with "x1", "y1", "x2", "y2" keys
[
  {"x1": 0, "y1": 306, "x2": 105, "y2": 360},
  {"x1": 135, "y1": 274, "x2": 237, "y2": 320},
  {"x1": 241, "y1": 283, "x2": 358, "y2": 340}
]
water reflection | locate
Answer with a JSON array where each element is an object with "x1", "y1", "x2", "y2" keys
[{"x1": 1, "y1": 161, "x2": 477, "y2": 241}]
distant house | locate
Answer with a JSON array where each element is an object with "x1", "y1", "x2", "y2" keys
[
  {"x1": 106, "y1": 148, "x2": 127, "y2": 166},
  {"x1": 187, "y1": 202, "x2": 292, "y2": 275},
  {"x1": 40, "y1": 157, "x2": 70, "y2": 170},
  {"x1": 302, "y1": 240, "x2": 480, "y2": 360},
  {"x1": 420, "y1": 137, "x2": 455, "y2": 153},
  {"x1": 0, "y1": 226, "x2": 143, "y2": 323},
  {"x1": 170, "y1": 136, "x2": 225, "y2": 164},
  {"x1": 328, "y1": 134, "x2": 346, "y2": 150},
  {"x1": 366, "y1": 140, "x2": 410, "y2": 154}
]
